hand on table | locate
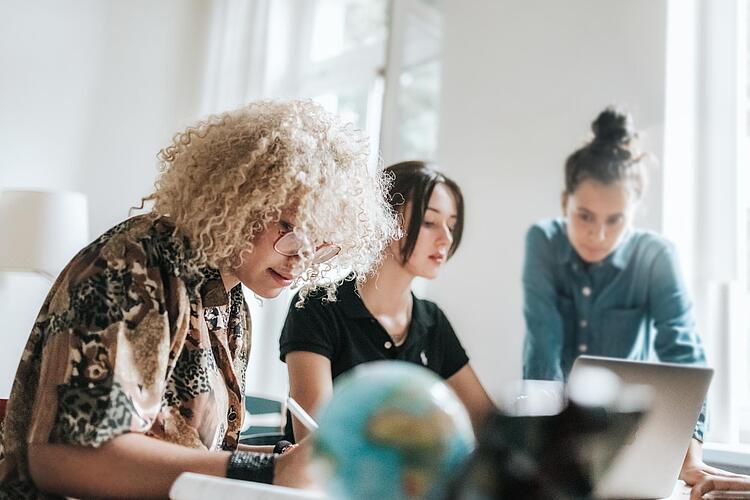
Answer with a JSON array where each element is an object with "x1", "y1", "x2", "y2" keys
[
  {"x1": 681, "y1": 461, "x2": 746, "y2": 486},
  {"x1": 273, "y1": 438, "x2": 315, "y2": 490},
  {"x1": 688, "y1": 473, "x2": 750, "y2": 499}
]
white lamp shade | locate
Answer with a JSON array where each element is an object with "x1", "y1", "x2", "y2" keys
[{"x1": 0, "y1": 190, "x2": 90, "y2": 277}]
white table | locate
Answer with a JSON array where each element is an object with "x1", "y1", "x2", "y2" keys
[
  {"x1": 170, "y1": 473, "x2": 325, "y2": 500},
  {"x1": 170, "y1": 472, "x2": 693, "y2": 500}
]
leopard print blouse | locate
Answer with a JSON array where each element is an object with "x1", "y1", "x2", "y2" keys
[{"x1": 0, "y1": 214, "x2": 251, "y2": 499}]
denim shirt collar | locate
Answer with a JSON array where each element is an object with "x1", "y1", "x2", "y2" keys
[
  {"x1": 559, "y1": 220, "x2": 634, "y2": 271},
  {"x1": 608, "y1": 230, "x2": 635, "y2": 269}
]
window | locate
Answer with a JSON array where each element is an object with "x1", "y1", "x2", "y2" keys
[
  {"x1": 380, "y1": 0, "x2": 443, "y2": 163},
  {"x1": 667, "y1": 0, "x2": 749, "y2": 446},
  {"x1": 742, "y1": 0, "x2": 750, "y2": 443},
  {"x1": 296, "y1": 0, "x2": 444, "y2": 167},
  {"x1": 299, "y1": 0, "x2": 389, "y2": 170}
]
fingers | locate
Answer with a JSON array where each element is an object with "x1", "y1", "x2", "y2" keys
[
  {"x1": 682, "y1": 462, "x2": 748, "y2": 486},
  {"x1": 690, "y1": 475, "x2": 750, "y2": 500},
  {"x1": 690, "y1": 477, "x2": 716, "y2": 500},
  {"x1": 710, "y1": 476, "x2": 750, "y2": 489},
  {"x1": 279, "y1": 443, "x2": 298, "y2": 455},
  {"x1": 708, "y1": 467, "x2": 747, "y2": 478},
  {"x1": 681, "y1": 466, "x2": 707, "y2": 486},
  {"x1": 272, "y1": 440, "x2": 314, "y2": 489}
]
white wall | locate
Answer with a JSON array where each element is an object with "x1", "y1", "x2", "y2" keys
[
  {"x1": 0, "y1": 0, "x2": 211, "y2": 396},
  {"x1": 0, "y1": 0, "x2": 687, "y2": 405},
  {"x1": 429, "y1": 0, "x2": 670, "y2": 397}
]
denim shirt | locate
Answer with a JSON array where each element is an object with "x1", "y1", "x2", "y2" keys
[{"x1": 522, "y1": 218, "x2": 707, "y2": 440}]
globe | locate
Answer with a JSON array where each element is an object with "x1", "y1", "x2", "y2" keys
[{"x1": 312, "y1": 361, "x2": 475, "y2": 500}]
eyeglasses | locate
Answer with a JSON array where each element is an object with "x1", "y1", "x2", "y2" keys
[{"x1": 274, "y1": 230, "x2": 341, "y2": 265}]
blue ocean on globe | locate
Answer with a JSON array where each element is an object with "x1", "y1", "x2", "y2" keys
[{"x1": 312, "y1": 361, "x2": 475, "y2": 500}]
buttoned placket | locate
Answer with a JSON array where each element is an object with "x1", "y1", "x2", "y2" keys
[
  {"x1": 572, "y1": 261, "x2": 592, "y2": 354},
  {"x1": 202, "y1": 285, "x2": 244, "y2": 449},
  {"x1": 368, "y1": 317, "x2": 398, "y2": 358}
]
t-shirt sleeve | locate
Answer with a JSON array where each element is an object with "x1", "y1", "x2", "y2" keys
[
  {"x1": 434, "y1": 306, "x2": 469, "y2": 379},
  {"x1": 279, "y1": 292, "x2": 337, "y2": 363},
  {"x1": 26, "y1": 232, "x2": 173, "y2": 448}
]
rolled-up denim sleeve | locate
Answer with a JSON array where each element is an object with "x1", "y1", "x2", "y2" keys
[
  {"x1": 522, "y1": 225, "x2": 565, "y2": 381},
  {"x1": 649, "y1": 243, "x2": 707, "y2": 440}
]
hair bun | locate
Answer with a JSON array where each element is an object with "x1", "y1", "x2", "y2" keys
[{"x1": 591, "y1": 106, "x2": 635, "y2": 145}]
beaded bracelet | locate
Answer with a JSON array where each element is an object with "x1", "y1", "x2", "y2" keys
[{"x1": 226, "y1": 451, "x2": 275, "y2": 484}]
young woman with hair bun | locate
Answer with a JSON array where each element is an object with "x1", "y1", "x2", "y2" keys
[{"x1": 521, "y1": 106, "x2": 748, "y2": 487}]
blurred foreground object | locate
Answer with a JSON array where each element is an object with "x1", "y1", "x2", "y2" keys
[
  {"x1": 313, "y1": 361, "x2": 475, "y2": 500},
  {"x1": 447, "y1": 366, "x2": 651, "y2": 499}
]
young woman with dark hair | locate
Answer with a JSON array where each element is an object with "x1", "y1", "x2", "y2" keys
[
  {"x1": 279, "y1": 161, "x2": 494, "y2": 441},
  {"x1": 521, "y1": 106, "x2": 741, "y2": 486}
]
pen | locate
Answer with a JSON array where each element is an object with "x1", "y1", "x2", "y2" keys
[{"x1": 286, "y1": 396, "x2": 319, "y2": 431}]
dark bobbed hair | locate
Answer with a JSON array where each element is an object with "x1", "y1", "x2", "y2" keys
[
  {"x1": 565, "y1": 106, "x2": 649, "y2": 198},
  {"x1": 385, "y1": 160, "x2": 464, "y2": 263}
]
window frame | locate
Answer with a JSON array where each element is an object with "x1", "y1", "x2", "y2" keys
[
  {"x1": 379, "y1": 0, "x2": 443, "y2": 164},
  {"x1": 694, "y1": 0, "x2": 748, "y2": 445}
]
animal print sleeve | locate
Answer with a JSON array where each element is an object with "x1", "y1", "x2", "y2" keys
[{"x1": 27, "y1": 229, "x2": 176, "y2": 448}]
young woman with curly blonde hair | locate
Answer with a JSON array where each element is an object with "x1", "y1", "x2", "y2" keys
[{"x1": 0, "y1": 99, "x2": 399, "y2": 499}]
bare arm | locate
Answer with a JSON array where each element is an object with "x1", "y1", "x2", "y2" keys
[
  {"x1": 237, "y1": 444, "x2": 274, "y2": 453},
  {"x1": 28, "y1": 433, "x2": 231, "y2": 499},
  {"x1": 29, "y1": 432, "x2": 313, "y2": 498},
  {"x1": 446, "y1": 363, "x2": 495, "y2": 433},
  {"x1": 286, "y1": 351, "x2": 333, "y2": 441}
]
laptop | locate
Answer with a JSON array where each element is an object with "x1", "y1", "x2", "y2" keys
[{"x1": 570, "y1": 356, "x2": 713, "y2": 499}]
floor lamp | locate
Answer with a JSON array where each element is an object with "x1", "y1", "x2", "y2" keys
[
  {"x1": 0, "y1": 190, "x2": 90, "y2": 280},
  {"x1": 0, "y1": 190, "x2": 90, "y2": 398}
]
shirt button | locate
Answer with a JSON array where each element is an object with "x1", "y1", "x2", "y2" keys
[
  {"x1": 384, "y1": 341, "x2": 393, "y2": 349},
  {"x1": 579, "y1": 343, "x2": 588, "y2": 353},
  {"x1": 580, "y1": 319, "x2": 588, "y2": 328},
  {"x1": 582, "y1": 286, "x2": 592, "y2": 297}
]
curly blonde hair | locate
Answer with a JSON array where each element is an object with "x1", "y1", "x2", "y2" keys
[{"x1": 146, "y1": 99, "x2": 400, "y2": 301}]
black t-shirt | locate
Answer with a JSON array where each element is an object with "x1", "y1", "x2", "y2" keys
[{"x1": 279, "y1": 278, "x2": 469, "y2": 381}]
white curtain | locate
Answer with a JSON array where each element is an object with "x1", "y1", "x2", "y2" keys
[
  {"x1": 201, "y1": 0, "x2": 271, "y2": 114},
  {"x1": 662, "y1": 0, "x2": 748, "y2": 444},
  {"x1": 200, "y1": 0, "x2": 295, "y2": 400}
]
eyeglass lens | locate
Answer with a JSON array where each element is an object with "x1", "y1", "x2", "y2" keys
[{"x1": 274, "y1": 232, "x2": 340, "y2": 264}]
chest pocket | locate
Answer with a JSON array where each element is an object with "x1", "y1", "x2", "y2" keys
[{"x1": 599, "y1": 307, "x2": 646, "y2": 357}]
